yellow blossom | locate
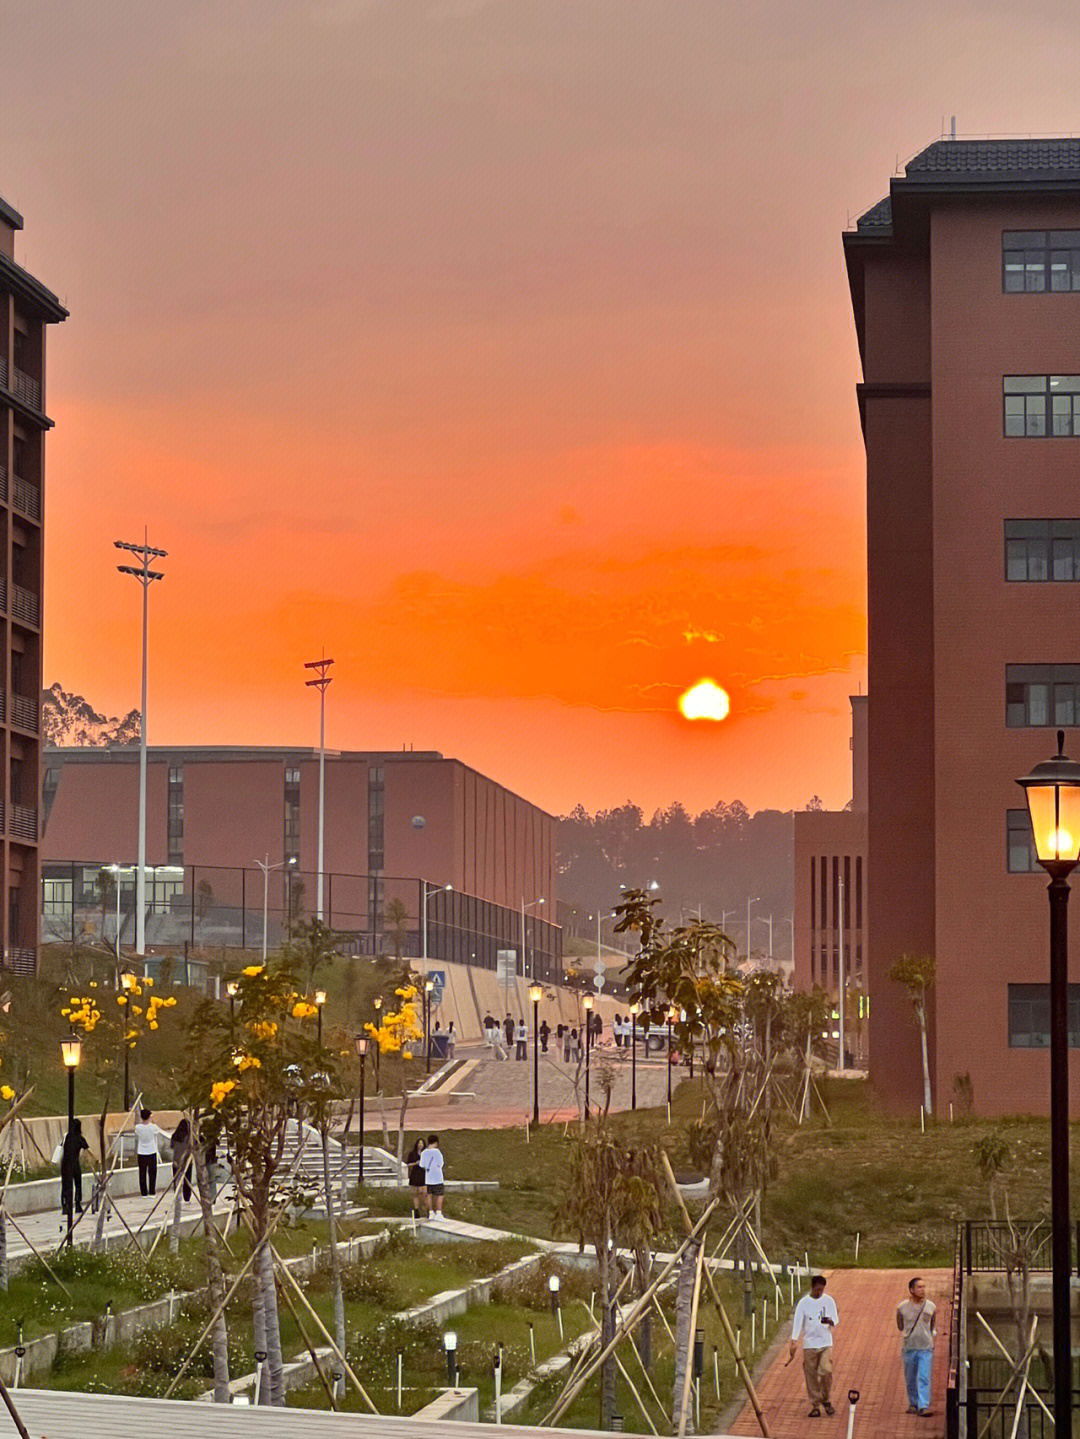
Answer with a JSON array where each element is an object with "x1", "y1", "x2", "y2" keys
[
  {"x1": 242, "y1": 965, "x2": 264, "y2": 977},
  {"x1": 291, "y1": 1001, "x2": 318, "y2": 1020},
  {"x1": 210, "y1": 1080, "x2": 238, "y2": 1107},
  {"x1": 0, "y1": 1086, "x2": 13, "y2": 1102},
  {"x1": 249, "y1": 1020, "x2": 278, "y2": 1041},
  {"x1": 117, "y1": 995, "x2": 127, "y2": 1006},
  {"x1": 149, "y1": 1021, "x2": 158, "y2": 1031}
]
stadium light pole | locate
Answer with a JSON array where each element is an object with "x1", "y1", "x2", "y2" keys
[
  {"x1": 421, "y1": 881, "x2": 452, "y2": 975},
  {"x1": 304, "y1": 657, "x2": 334, "y2": 921},
  {"x1": 256, "y1": 854, "x2": 297, "y2": 961},
  {"x1": 1017, "y1": 730, "x2": 1080, "y2": 1437},
  {"x1": 115, "y1": 533, "x2": 167, "y2": 956},
  {"x1": 521, "y1": 896, "x2": 545, "y2": 980}
]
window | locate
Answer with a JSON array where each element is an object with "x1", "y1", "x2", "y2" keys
[
  {"x1": 285, "y1": 767, "x2": 300, "y2": 785},
  {"x1": 1009, "y1": 983, "x2": 1080, "y2": 1047},
  {"x1": 1007, "y1": 809, "x2": 1039, "y2": 872},
  {"x1": 1006, "y1": 520, "x2": 1080, "y2": 580},
  {"x1": 1004, "y1": 376, "x2": 1080, "y2": 437},
  {"x1": 1004, "y1": 231, "x2": 1080, "y2": 293},
  {"x1": 1006, "y1": 664, "x2": 1080, "y2": 726},
  {"x1": 284, "y1": 769, "x2": 300, "y2": 863},
  {"x1": 167, "y1": 765, "x2": 183, "y2": 865}
]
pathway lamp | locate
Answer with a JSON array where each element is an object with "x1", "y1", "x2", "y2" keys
[
  {"x1": 60, "y1": 1034, "x2": 81, "y2": 1247},
  {"x1": 353, "y1": 1033, "x2": 369, "y2": 1188},
  {"x1": 424, "y1": 977, "x2": 435, "y2": 1074},
  {"x1": 119, "y1": 970, "x2": 137, "y2": 1109},
  {"x1": 666, "y1": 1004, "x2": 678, "y2": 1106},
  {"x1": 372, "y1": 996, "x2": 382, "y2": 1089},
  {"x1": 314, "y1": 988, "x2": 327, "y2": 1045},
  {"x1": 548, "y1": 1272, "x2": 561, "y2": 1314},
  {"x1": 443, "y1": 1330, "x2": 458, "y2": 1386},
  {"x1": 226, "y1": 979, "x2": 238, "y2": 1020},
  {"x1": 529, "y1": 982, "x2": 543, "y2": 1126},
  {"x1": 629, "y1": 1001, "x2": 640, "y2": 1110},
  {"x1": 583, "y1": 994, "x2": 594, "y2": 1116},
  {"x1": 1017, "y1": 728, "x2": 1080, "y2": 1437}
]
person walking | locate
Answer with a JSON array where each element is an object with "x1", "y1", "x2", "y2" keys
[
  {"x1": 406, "y1": 1136, "x2": 427, "y2": 1218},
  {"x1": 134, "y1": 1109, "x2": 169, "y2": 1196},
  {"x1": 446, "y1": 1020, "x2": 456, "y2": 1060},
  {"x1": 170, "y1": 1117, "x2": 193, "y2": 1202},
  {"x1": 562, "y1": 1026, "x2": 573, "y2": 1063},
  {"x1": 613, "y1": 1013, "x2": 623, "y2": 1048},
  {"x1": 897, "y1": 1276, "x2": 936, "y2": 1417},
  {"x1": 539, "y1": 1018, "x2": 551, "y2": 1054},
  {"x1": 419, "y1": 1132, "x2": 446, "y2": 1218},
  {"x1": 503, "y1": 1013, "x2": 515, "y2": 1050},
  {"x1": 515, "y1": 1018, "x2": 528, "y2": 1060},
  {"x1": 483, "y1": 1013, "x2": 496, "y2": 1048},
  {"x1": 59, "y1": 1118, "x2": 89, "y2": 1225},
  {"x1": 789, "y1": 1274, "x2": 839, "y2": 1418}
]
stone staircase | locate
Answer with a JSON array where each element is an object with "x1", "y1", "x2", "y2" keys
[{"x1": 278, "y1": 1119, "x2": 403, "y2": 1197}]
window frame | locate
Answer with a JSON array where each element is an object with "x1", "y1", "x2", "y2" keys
[
  {"x1": 1003, "y1": 231, "x2": 1080, "y2": 294},
  {"x1": 1004, "y1": 376, "x2": 1080, "y2": 438}
]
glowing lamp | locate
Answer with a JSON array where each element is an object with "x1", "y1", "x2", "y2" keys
[
  {"x1": 314, "y1": 989, "x2": 327, "y2": 1007},
  {"x1": 354, "y1": 1034, "x2": 369, "y2": 1059},
  {"x1": 548, "y1": 1274, "x2": 561, "y2": 1293},
  {"x1": 373, "y1": 996, "x2": 382, "y2": 1012},
  {"x1": 1018, "y1": 730, "x2": 1080, "y2": 868},
  {"x1": 120, "y1": 971, "x2": 137, "y2": 992},
  {"x1": 443, "y1": 1330, "x2": 458, "y2": 1352},
  {"x1": 583, "y1": 994, "x2": 594, "y2": 1012},
  {"x1": 529, "y1": 983, "x2": 543, "y2": 1004},
  {"x1": 629, "y1": 1001, "x2": 640, "y2": 1017},
  {"x1": 60, "y1": 1036, "x2": 81, "y2": 1068},
  {"x1": 225, "y1": 980, "x2": 238, "y2": 998}
]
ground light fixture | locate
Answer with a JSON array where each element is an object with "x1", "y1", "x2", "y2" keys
[
  {"x1": 1017, "y1": 729, "x2": 1080, "y2": 1437},
  {"x1": 548, "y1": 1272, "x2": 561, "y2": 1312},
  {"x1": 529, "y1": 982, "x2": 543, "y2": 1126},
  {"x1": 353, "y1": 1033, "x2": 369, "y2": 1187},
  {"x1": 443, "y1": 1329, "x2": 458, "y2": 1386}
]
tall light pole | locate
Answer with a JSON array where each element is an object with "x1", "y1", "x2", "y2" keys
[
  {"x1": 256, "y1": 855, "x2": 297, "y2": 961},
  {"x1": 304, "y1": 657, "x2": 334, "y2": 922},
  {"x1": 837, "y1": 872, "x2": 846, "y2": 1071},
  {"x1": 529, "y1": 982, "x2": 542, "y2": 1127},
  {"x1": 521, "y1": 896, "x2": 545, "y2": 980},
  {"x1": 1017, "y1": 730, "x2": 1080, "y2": 1437},
  {"x1": 424, "y1": 977, "x2": 435, "y2": 1075},
  {"x1": 421, "y1": 881, "x2": 452, "y2": 974},
  {"x1": 746, "y1": 895, "x2": 759, "y2": 963},
  {"x1": 60, "y1": 1034, "x2": 81, "y2": 1247},
  {"x1": 115, "y1": 534, "x2": 167, "y2": 957},
  {"x1": 583, "y1": 994, "x2": 594, "y2": 1117},
  {"x1": 353, "y1": 1034, "x2": 369, "y2": 1188},
  {"x1": 629, "y1": 1001, "x2": 639, "y2": 1110}
]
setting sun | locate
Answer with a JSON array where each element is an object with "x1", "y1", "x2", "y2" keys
[{"x1": 678, "y1": 679, "x2": 731, "y2": 722}]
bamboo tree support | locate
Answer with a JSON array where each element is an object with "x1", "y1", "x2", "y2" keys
[
  {"x1": 651, "y1": 1292, "x2": 677, "y2": 1345},
  {"x1": 972, "y1": 1313, "x2": 1044, "y2": 1439},
  {"x1": 676, "y1": 1235, "x2": 706, "y2": 1437},
  {"x1": 624, "y1": 1321, "x2": 670, "y2": 1425},
  {"x1": 973, "y1": 1311, "x2": 1053, "y2": 1427},
  {"x1": 90, "y1": 1090, "x2": 143, "y2": 1248},
  {"x1": 582, "y1": 1301, "x2": 659, "y2": 1435},
  {"x1": 162, "y1": 1238, "x2": 266, "y2": 1398},
  {"x1": 3, "y1": 1210, "x2": 73, "y2": 1298},
  {"x1": 271, "y1": 1267, "x2": 338, "y2": 1411},
  {"x1": 271, "y1": 1247, "x2": 379, "y2": 1413},
  {"x1": 660, "y1": 1151, "x2": 769, "y2": 1439},
  {"x1": 540, "y1": 1197, "x2": 720, "y2": 1427},
  {"x1": 0, "y1": 1373, "x2": 30, "y2": 1439}
]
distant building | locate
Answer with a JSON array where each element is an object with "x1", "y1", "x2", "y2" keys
[
  {"x1": 845, "y1": 137, "x2": 1080, "y2": 1115},
  {"x1": 793, "y1": 697, "x2": 868, "y2": 1057},
  {"x1": 0, "y1": 197, "x2": 67, "y2": 974},
  {"x1": 41, "y1": 745, "x2": 561, "y2": 979}
]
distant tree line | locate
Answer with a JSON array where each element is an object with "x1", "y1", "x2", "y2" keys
[{"x1": 556, "y1": 800, "x2": 795, "y2": 960}]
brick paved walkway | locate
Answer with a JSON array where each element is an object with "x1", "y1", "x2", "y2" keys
[{"x1": 728, "y1": 1268, "x2": 951, "y2": 1439}]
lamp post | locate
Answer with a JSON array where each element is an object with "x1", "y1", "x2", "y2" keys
[
  {"x1": 256, "y1": 854, "x2": 297, "y2": 962},
  {"x1": 443, "y1": 1330, "x2": 458, "y2": 1387},
  {"x1": 629, "y1": 1001, "x2": 639, "y2": 1110},
  {"x1": 315, "y1": 989, "x2": 327, "y2": 1046},
  {"x1": 226, "y1": 979, "x2": 238, "y2": 1019},
  {"x1": 1017, "y1": 729, "x2": 1080, "y2": 1436},
  {"x1": 521, "y1": 896, "x2": 545, "y2": 981},
  {"x1": 421, "y1": 881, "x2": 453, "y2": 975},
  {"x1": 583, "y1": 994, "x2": 594, "y2": 1117},
  {"x1": 119, "y1": 970, "x2": 137, "y2": 1109},
  {"x1": 424, "y1": 978, "x2": 435, "y2": 1075},
  {"x1": 667, "y1": 1004, "x2": 678, "y2": 1106},
  {"x1": 353, "y1": 1033, "x2": 369, "y2": 1188},
  {"x1": 115, "y1": 534, "x2": 167, "y2": 957},
  {"x1": 529, "y1": 982, "x2": 542, "y2": 1126},
  {"x1": 60, "y1": 1034, "x2": 81, "y2": 1247},
  {"x1": 303, "y1": 657, "x2": 334, "y2": 921},
  {"x1": 372, "y1": 996, "x2": 382, "y2": 1089}
]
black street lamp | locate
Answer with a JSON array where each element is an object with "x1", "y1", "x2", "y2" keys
[
  {"x1": 529, "y1": 982, "x2": 542, "y2": 1127},
  {"x1": 315, "y1": 989, "x2": 327, "y2": 1047},
  {"x1": 424, "y1": 978, "x2": 435, "y2": 1075},
  {"x1": 1018, "y1": 729, "x2": 1080, "y2": 1435},
  {"x1": 60, "y1": 1034, "x2": 81, "y2": 1247},
  {"x1": 372, "y1": 996, "x2": 382, "y2": 1090},
  {"x1": 583, "y1": 994, "x2": 594, "y2": 1117},
  {"x1": 667, "y1": 1005, "x2": 677, "y2": 1107},
  {"x1": 629, "y1": 1001, "x2": 639, "y2": 1110},
  {"x1": 120, "y1": 971, "x2": 137, "y2": 1110},
  {"x1": 353, "y1": 1033, "x2": 369, "y2": 1189}
]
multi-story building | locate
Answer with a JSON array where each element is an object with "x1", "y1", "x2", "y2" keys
[
  {"x1": 1, "y1": 197, "x2": 66, "y2": 974},
  {"x1": 793, "y1": 695, "x2": 868, "y2": 1060},
  {"x1": 41, "y1": 745, "x2": 562, "y2": 978},
  {"x1": 844, "y1": 137, "x2": 1080, "y2": 1114}
]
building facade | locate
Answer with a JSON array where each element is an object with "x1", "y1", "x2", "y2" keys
[
  {"x1": 41, "y1": 746, "x2": 561, "y2": 978},
  {"x1": 1, "y1": 198, "x2": 66, "y2": 973},
  {"x1": 844, "y1": 137, "x2": 1080, "y2": 1114},
  {"x1": 793, "y1": 696, "x2": 868, "y2": 1061}
]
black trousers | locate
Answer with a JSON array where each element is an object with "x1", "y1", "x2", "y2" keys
[
  {"x1": 138, "y1": 1152, "x2": 157, "y2": 1195},
  {"x1": 61, "y1": 1170, "x2": 82, "y2": 1219},
  {"x1": 515, "y1": 1040, "x2": 527, "y2": 1059}
]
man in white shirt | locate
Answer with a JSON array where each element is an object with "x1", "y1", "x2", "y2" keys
[
  {"x1": 789, "y1": 1274, "x2": 839, "y2": 1418},
  {"x1": 419, "y1": 1133, "x2": 445, "y2": 1217},
  {"x1": 133, "y1": 1109, "x2": 170, "y2": 1196}
]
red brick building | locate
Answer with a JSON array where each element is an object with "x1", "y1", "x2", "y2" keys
[
  {"x1": 845, "y1": 137, "x2": 1080, "y2": 1114},
  {"x1": 41, "y1": 745, "x2": 561, "y2": 978},
  {"x1": 1, "y1": 197, "x2": 66, "y2": 973}
]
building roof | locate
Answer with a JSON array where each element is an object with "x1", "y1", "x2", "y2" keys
[
  {"x1": 0, "y1": 194, "x2": 23, "y2": 230},
  {"x1": 45, "y1": 745, "x2": 445, "y2": 764},
  {"x1": 0, "y1": 248, "x2": 68, "y2": 322}
]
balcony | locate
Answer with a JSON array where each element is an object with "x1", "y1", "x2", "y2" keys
[
  {"x1": 0, "y1": 466, "x2": 7, "y2": 504},
  {"x1": 0, "y1": 356, "x2": 42, "y2": 412},
  {"x1": 10, "y1": 583, "x2": 39, "y2": 628},
  {"x1": 11, "y1": 475, "x2": 40, "y2": 522},
  {"x1": 9, "y1": 804, "x2": 37, "y2": 841},
  {"x1": 10, "y1": 694, "x2": 36, "y2": 733}
]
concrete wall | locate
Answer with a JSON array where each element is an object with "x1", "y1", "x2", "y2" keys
[{"x1": 430, "y1": 957, "x2": 622, "y2": 1042}]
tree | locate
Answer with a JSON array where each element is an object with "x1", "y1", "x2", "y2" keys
[
  {"x1": 363, "y1": 982, "x2": 424, "y2": 1165},
  {"x1": 554, "y1": 1123, "x2": 664, "y2": 1430},
  {"x1": 282, "y1": 918, "x2": 338, "y2": 992},
  {"x1": 889, "y1": 952, "x2": 936, "y2": 1116},
  {"x1": 783, "y1": 986, "x2": 832, "y2": 1125},
  {"x1": 196, "y1": 879, "x2": 215, "y2": 927},
  {"x1": 384, "y1": 899, "x2": 409, "y2": 963}
]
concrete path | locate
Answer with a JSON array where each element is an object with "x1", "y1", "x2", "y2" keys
[
  {"x1": 727, "y1": 1268, "x2": 951, "y2": 1439},
  {"x1": 4, "y1": 1181, "x2": 235, "y2": 1262}
]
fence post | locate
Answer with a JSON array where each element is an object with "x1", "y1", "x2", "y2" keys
[
  {"x1": 190, "y1": 865, "x2": 196, "y2": 948},
  {"x1": 241, "y1": 867, "x2": 246, "y2": 953},
  {"x1": 965, "y1": 1220, "x2": 972, "y2": 1275}
]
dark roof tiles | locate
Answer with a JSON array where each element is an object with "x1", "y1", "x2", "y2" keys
[
  {"x1": 856, "y1": 196, "x2": 892, "y2": 231},
  {"x1": 905, "y1": 138, "x2": 1080, "y2": 177}
]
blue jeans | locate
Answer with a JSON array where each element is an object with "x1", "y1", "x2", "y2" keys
[{"x1": 903, "y1": 1348, "x2": 933, "y2": 1410}]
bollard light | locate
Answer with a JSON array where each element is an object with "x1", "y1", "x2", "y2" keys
[
  {"x1": 548, "y1": 1272, "x2": 561, "y2": 1312},
  {"x1": 443, "y1": 1329, "x2": 458, "y2": 1386}
]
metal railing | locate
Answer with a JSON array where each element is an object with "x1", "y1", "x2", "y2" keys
[
  {"x1": 10, "y1": 583, "x2": 39, "y2": 627},
  {"x1": 10, "y1": 366, "x2": 40, "y2": 411},
  {"x1": 962, "y1": 1218, "x2": 1056, "y2": 1273},
  {"x1": 946, "y1": 1224, "x2": 965, "y2": 1439},
  {"x1": 11, "y1": 475, "x2": 40, "y2": 521},
  {"x1": 0, "y1": 466, "x2": 7, "y2": 505},
  {"x1": 9, "y1": 805, "x2": 37, "y2": 841},
  {"x1": 10, "y1": 693, "x2": 36, "y2": 732}
]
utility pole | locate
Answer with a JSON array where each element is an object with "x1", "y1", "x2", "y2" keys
[
  {"x1": 304, "y1": 657, "x2": 334, "y2": 922},
  {"x1": 115, "y1": 533, "x2": 167, "y2": 956},
  {"x1": 837, "y1": 871, "x2": 846, "y2": 1071}
]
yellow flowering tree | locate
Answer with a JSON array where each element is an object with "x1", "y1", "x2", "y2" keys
[{"x1": 363, "y1": 983, "x2": 424, "y2": 1165}]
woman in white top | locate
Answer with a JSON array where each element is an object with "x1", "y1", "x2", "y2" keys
[{"x1": 515, "y1": 1020, "x2": 528, "y2": 1060}]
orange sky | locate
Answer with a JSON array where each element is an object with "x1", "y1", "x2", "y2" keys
[{"x1": 5, "y1": 1, "x2": 1079, "y2": 815}]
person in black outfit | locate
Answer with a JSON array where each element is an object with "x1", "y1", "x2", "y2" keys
[
  {"x1": 406, "y1": 1136, "x2": 427, "y2": 1217},
  {"x1": 170, "y1": 1117, "x2": 193, "y2": 1202},
  {"x1": 60, "y1": 1119, "x2": 89, "y2": 1223},
  {"x1": 539, "y1": 1019, "x2": 551, "y2": 1053},
  {"x1": 503, "y1": 1014, "x2": 515, "y2": 1048}
]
